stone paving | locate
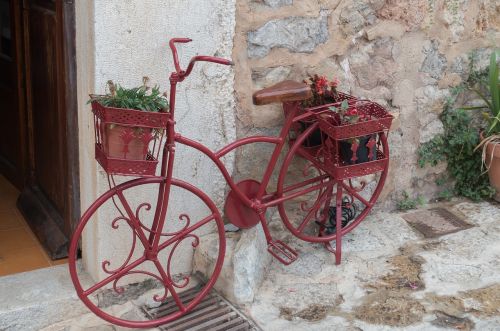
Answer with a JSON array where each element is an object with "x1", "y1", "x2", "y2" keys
[
  {"x1": 245, "y1": 201, "x2": 500, "y2": 330},
  {"x1": 13, "y1": 201, "x2": 500, "y2": 330}
]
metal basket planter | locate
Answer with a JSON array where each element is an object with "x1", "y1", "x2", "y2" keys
[
  {"x1": 291, "y1": 93, "x2": 393, "y2": 180},
  {"x1": 91, "y1": 101, "x2": 169, "y2": 177},
  {"x1": 315, "y1": 98, "x2": 393, "y2": 141}
]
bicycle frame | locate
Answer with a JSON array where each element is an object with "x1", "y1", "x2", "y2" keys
[{"x1": 143, "y1": 39, "x2": 333, "y2": 256}]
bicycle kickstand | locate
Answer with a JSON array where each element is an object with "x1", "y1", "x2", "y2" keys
[{"x1": 258, "y1": 210, "x2": 298, "y2": 265}]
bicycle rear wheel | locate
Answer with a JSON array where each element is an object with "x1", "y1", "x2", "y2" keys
[
  {"x1": 276, "y1": 130, "x2": 389, "y2": 243},
  {"x1": 69, "y1": 177, "x2": 225, "y2": 328}
]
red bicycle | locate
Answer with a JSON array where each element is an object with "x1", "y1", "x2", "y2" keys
[{"x1": 69, "y1": 38, "x2": 392, "y2": 328}]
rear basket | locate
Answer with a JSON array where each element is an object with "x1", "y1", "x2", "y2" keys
[
  {"x1": 314, "y1": 99, "x2": 393, "y2": 140},
  {"x1": 295, "y1": 93, "x2": 392, "y2": 179}
]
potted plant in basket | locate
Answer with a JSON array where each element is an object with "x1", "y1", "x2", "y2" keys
[
  {"x1": 89, "y1": 77, "x2": 168, "y2": 161},
  {"x1": 327, "y1": 100, "x2": 377, "y2": 165},
  {"x1": 464, "y1": 51, "x2": 500, "y2": 201},
  {"x1": 300, "y1": 75, "x2": 340, "y2": 147}
]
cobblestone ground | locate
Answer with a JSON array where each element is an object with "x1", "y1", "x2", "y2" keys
[
  {"x1": 246, "y1": 201, "x2": 500, "y2": 331},
  {"x1": 41, "y1": 201, "x2": 500, "y2": 330}
]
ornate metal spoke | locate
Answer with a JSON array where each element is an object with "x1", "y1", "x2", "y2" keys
[
  {"x1": 348, "y1": 178, "x2": 366, "y2": 192},
  {"x1": 153, "y1": 259, "x2": 186, "y2": 312},
  {"x1": 297, "y1": 188, "x2": 330, "y2": 233},
  {"x1": 101, "y1": 216, "x2": 138, "y2": 275},
  {"x1": 112, "y1": 270, "x2": 168, "y2": 302},
  {"x1": 341, "y1": 181, "x2": 371, "y2": 207},
  {"x1": 83, "y1": 256, "x2": 146, "y2": 297},
  {"x1": 136, "y1": 205, "x2": 192, "y2": 237},
  {"x1": 166, "y1": 233, "x2": 199, "y2": 289},
  {"x1": 116, "y1": 191, "x2": 150, "y2": 248},
  {"x1": 157, "y1": 213, "x2": 216, "y2": 253}
]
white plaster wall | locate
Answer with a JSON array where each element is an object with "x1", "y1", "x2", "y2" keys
[{"x1": 76, "y1": 0, "x2": 236, "y2": 282}]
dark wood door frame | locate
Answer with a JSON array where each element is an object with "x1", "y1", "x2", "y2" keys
[
  {"x1": 16, "y1": 0, "x2": 80, "y2": 259},
  {"x1": 0, "y1": 0, "x2": 28, "y2": 189}
]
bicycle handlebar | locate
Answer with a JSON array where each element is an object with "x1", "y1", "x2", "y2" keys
[{"x1": 169, "y1": 38, "x2": 233, "y2": 79}]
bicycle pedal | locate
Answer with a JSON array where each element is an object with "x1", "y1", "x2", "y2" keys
[{"x1": 267, "y1": 240, "x2": 298, "y2": 265}]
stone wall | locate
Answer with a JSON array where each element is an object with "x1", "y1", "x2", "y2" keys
[{"x1": 233, "y1": 0, "x2": 500, "y2": 206}]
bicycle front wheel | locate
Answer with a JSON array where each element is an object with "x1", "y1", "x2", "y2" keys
[{"x1": 69, "y1": 177, "x2": 225, "y2": 328}]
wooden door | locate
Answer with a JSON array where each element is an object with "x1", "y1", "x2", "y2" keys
[
  {"x1": 0, "y1": 0, "x2": 26, "y2": 188},
  {"x1": 16, "y1": 0, "x2": 79, "y2": 259}
]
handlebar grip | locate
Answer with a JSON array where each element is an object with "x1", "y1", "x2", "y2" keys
[
  {"x1": 168, "y1": 38, "x2": 233, "y2": 78},
  {"x1": 170, "y1": 38, "x2": 192, "y2": 44},
  {"x1": 169, "y1": 38, "x2": 193, "y2": 74},
  {"x1": 184, "y1": 56, "x2": 233, "y2": 77}
]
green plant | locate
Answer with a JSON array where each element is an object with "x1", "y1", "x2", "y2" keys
[
  {"x1": 462, "y1": 51, "x2": 500, "y2": 173},
  {"x1": 461, "y1": 51, "x2": 500, "y2": 135},
  {"x1": 329, "y1": 100, "x2": 370, "y2": 124},
  {"x1": 397, "y1": 191, "x2": 425, "y2": 211},
  {"x1": 419, "y1": 109, "x2": 495, "y2": 201},
  {"x1": 328, "y1": 100, "x2": 372, "y2": 145},
  {"x1": 90, "y1": 77, "x2": 168, "y2": 112},
  {"x1": 419, "y1": 50, "x2": 498, "y2": 201},
  {"x1": 433, "y1": 175, "x2": 453, "y2": 201},
  {"x1": 437, "y1": 189, "x2": 454, "y2": 201}
]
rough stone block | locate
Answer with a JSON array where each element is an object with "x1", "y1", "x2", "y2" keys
[
  {"x1": 339, "y1": 0, "x2": 376, "y2": 35},
  {"x1": 193, "y1": 232, "x2": 238, "y2": 301},
  {"x1": 420, "y1": 40, "x2": 447, "y2": 80},
  {"x1": 260, "y1": 0, "x2": 293, "y2": 8},
  {"x1": 376, "y1": 0, "x2": 428, "y2": 31},
  {"x1": 366, "y1": 20, "x2": 406, "y2": 40},
  {"x1": 419, "y1": 118, "x2": 444, "y2": 144},
  {"x1": 193, "y1": 221, "x2": 272, "y2": 305},
  {"x1": 0, "y1": 264, "x2": 92, "y2": 331},
  {"x1": 252, "y1": 66, "x2": 292, "y2": 89},
  {"x1": 392, "y1": 79, "x2": 415, "y2": 107},
  {"x1": 248, "y1": 11, "x2": 329, "y2": 58},
  {"x1": 233, "y1": 225, "x2": 272, "y2": 303}
]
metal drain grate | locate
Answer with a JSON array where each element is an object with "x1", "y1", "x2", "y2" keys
[
  {"x1": 402, "y1": 207, "x2": 473, "y2": 238},
  {"x1": 143, "y1": 286, "x2": 261, "y2": 331}
]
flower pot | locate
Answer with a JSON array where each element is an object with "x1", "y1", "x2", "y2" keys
[
  {"x1": 339, "y1": 135, "x2": 376, "y2": 165},
  {"x1": 485, "y1": 141, "x2": 500, "y2": 202},
  {"x1": 104, "y1": 125, "x2": 151, "y2": 160}
]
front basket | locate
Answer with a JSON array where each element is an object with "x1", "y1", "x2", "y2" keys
[{"x1": 91, "y1": 101, "x2": 169, "y2": 177}]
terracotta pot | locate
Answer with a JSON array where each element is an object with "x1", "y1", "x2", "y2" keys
[
  {"x1": 104, "y1": 125, "x2": 150, "y2": 160},
  {"x1": 485, "y1": 140, "x2": 500, "y2": 202}
]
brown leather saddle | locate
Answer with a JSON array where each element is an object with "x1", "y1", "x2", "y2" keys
[{"x1": 252, "y1": 80, "x2": 312, "y2": 105}]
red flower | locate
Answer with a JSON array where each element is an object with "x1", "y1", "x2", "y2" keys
[
  {"x1": 315, "y1": 76, "x2": 328, "y2": 94},
  {"x1": 330, "y1": 77, "x2": 340, "y2": 88},
  {"x1": 346, "y1": 108, "x2": 358, "y2": 116}
]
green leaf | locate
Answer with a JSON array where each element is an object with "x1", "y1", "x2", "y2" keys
[
  {"x1": 470, "y1": 88, "x2": 492, "y2": 110},
  {"x1": 487, "y1": 115, "x2": 500, "y2": 134},
  {"x1": 341, "y1": 100, "x2": 349, "y2": 110},
  {"x1": 458, "y1": 105, "x2": 487, "y2": 110},
  {"x1": 489, "y1": 51, "x2": 499, "y2": 117},
  {"x1": 347, "y1": 115, "x2": 359, "y2": 124},
  {"x1": 89, "y1": 81, "x2": 169, "y2": 112}
]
